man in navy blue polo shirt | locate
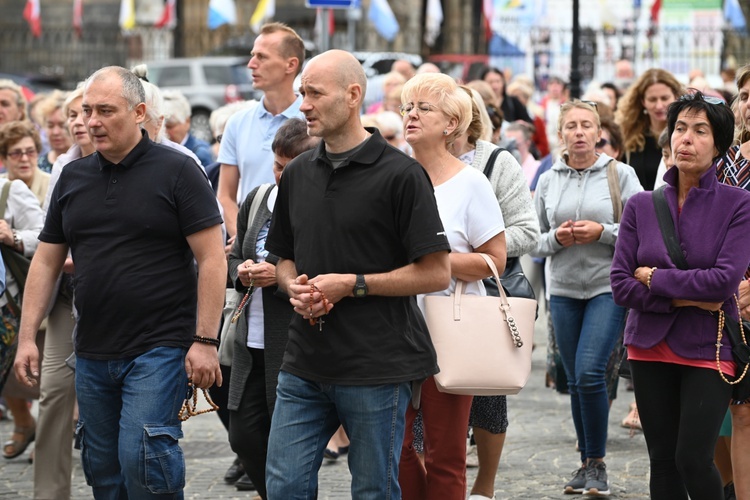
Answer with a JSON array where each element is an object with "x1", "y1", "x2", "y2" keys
[
  {"x1": 14, "y1": 66, "x2": 226, "y2": 499},
  {"x1": 265, "y1": 49, "x2": 451, "y2": 499}
]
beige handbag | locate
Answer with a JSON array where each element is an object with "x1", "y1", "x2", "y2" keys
[{"x1": 423, "y1": 253, "x2": 536, "y2": 395}]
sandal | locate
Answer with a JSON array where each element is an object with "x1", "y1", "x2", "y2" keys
[
  {"x1": 3, "y1": 424, "x2": 36, "y2": 459},
  {"x1": 621, "y1": 402, "x2": 642, "y2": 432}
]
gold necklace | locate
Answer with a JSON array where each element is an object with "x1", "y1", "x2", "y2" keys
[{"x1": 432, "y1": 157, "x2": 448, "y2": 186}]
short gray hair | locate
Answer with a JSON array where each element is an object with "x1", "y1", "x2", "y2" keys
[
  {"x1": 87, "y1": 66, "x2": 145, "y2": 110},
  {"x1": 161, "y1": 89, "x2": 191, "y2": 125}
]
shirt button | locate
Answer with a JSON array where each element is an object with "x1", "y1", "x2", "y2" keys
[{"x1": 112, "y1": 179, "x2": 118, "y2": 183}]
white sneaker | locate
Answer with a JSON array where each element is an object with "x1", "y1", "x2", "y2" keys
[
  {"x1": 468, "y1": 495, "x2": 495, "y2": 500},
  {"x1": 465, "y1": 443, "x2": 479, "y2": 468}
]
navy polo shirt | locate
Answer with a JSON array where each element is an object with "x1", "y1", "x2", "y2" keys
[
  {"x1": 266, "y1": 129, "x2": 450, "y2": 385},
  {"x1": 41, "y1": 132, "x2": 223, "y2": 359}
]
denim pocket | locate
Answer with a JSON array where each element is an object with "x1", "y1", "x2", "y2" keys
[
  {"x1": 75, "y1": 421, "x2": 96, "y2": 486},
  {"x1": 143, "y1": 425, "x2": 185, "y2": 494}
]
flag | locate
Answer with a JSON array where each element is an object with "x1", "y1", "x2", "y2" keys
[
  {"x1": 119, "y1": 0, "x2": 135, "y2": 30},
  {"x1": 368, "y1": 0, "x2": 399, "y2": 42},
  {"x1": 250, "y1": 0, "x2": 275, "y2": 33},
  {"x1": 649, "y1": 0, "x2": 661, "y2": 23},
  {"x1": 725, "y1": 0, "x2": 747, "y2": 31},
  {"x1": 208, "y1": 0, "x2": 237, "y2": 29},
  {"x1": 482, "y1": 0, "x2": 493, "y2": 37},
  {"x1": 313, "y1": 8, "x2": 335, "y2": 41},
  {"x1": 155, "y1": 0, "x2": 176, "y2": 29},
  {"x1": 23, "y1": 0, "x2": 41, "y2": 38},
  {"x1": 73, "y1": 0, "x2": 83, "y2": 38},
  {"x1": 424, "y1": 0, "x2": 442, "y2": 46}
]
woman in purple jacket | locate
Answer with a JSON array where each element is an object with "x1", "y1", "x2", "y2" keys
[{"x1": 611, "y1": 91, "x2": 750, "y2": 499}]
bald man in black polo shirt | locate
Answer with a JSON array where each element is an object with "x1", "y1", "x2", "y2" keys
[
  {"x1": 14, "y1": 66, "x2": 226, "y2": 499},
  {"x1": 265, "y1": 50, "x2": 451, "y2": 499}
]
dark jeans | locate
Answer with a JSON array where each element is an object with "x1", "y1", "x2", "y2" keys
[
  {"x1": 631, "y1": 360, "x2": 731, "y2": 500},
  {"x1": 228, "y1": 347, "x2": 270, "y2": 500}
]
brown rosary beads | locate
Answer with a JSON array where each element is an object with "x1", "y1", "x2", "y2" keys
[
  {"x1": 308, "y1": 284, "x2": 329, "y2": 331},
  {"x1": 178, "y1": 382, "x2": 220, "y2": 421}
]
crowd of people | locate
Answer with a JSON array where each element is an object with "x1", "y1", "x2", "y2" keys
[{"x1": 0, "y1": 20, "x2": 746, "y2": 500}]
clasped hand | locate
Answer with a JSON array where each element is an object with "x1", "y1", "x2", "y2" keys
[
  {"x1": 555, "y1": 219, "x2": 604, "y2": 247},
  {"x1": 288, "y1": 273, "x2": 353, "y2": 320},
  {"x1": 237, "y1": 259, "x2": 276, "y2": 288}
]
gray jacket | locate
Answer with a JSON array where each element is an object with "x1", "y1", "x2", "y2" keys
[{"x1": 533, "y1": 153, "x2": 642, "y2": 299}]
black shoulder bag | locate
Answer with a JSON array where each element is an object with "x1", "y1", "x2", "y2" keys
[
  {"x1": 481, "y1": 147, "x2": 536, "y2": 303},
  {"x1": 652, "y1": 186, "x2": 750, "y2": 401}
]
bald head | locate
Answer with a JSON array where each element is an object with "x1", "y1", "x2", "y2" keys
[{"x1": 305, "y1": 50, "x2": 367, "y2": 100}]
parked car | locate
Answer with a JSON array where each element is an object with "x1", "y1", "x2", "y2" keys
[
  {"x1": 143, "y1": 57, "x2": 259, "y2": 142},
  {"x1": 351, "y1": 51, "x2": 422, "y2": 78},
  {"x1": 428, "y1": 54, "x2": 489, "y2": 83}
]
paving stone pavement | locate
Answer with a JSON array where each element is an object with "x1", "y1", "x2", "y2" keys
[{"x1": 0, "y1": 324, "x2": 651, "y2": 499}]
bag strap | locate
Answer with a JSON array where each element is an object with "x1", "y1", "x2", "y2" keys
[
  {"x1": 606, "y1": 159, "x2": 623, "y2": 223},
  {"x1": 0, "y1": 181, "x2": 11, "y2": 220},
  {"x1": 652, "y1": 186, "x2": 689, "y2": 270},
  {"x1": 482, "y1": 147, "x2": 506, "y2": 179},
  {"x1": 247, "y1": 183, "x2": 272, "y2": 228}
]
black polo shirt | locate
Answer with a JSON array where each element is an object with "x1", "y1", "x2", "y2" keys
[
  {"x1": 41, "y1": 132, "x2": 223, "y2": 359},
  {"x1": 266, "y1": 129, "x2": 450, "y2": 385}
]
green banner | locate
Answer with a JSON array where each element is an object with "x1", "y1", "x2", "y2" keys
[{"x1": 663, "y1": 0, "x2": 721, "y2": 9}]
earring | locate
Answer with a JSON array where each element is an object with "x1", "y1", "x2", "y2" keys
[
  {"x1": 643, "y1": 109, "x2": 648, "y2": 114},
  {"x1": 443, "y1": 129, "x2": 448, "y2": 135}
]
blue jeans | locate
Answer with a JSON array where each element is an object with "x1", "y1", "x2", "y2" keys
[
  {"x1": 75, "y1": 346, "x2": 188, "y2": 500},
  {"x1": 549, "y1": 293, "x2": 625, "y2": 462},
  {"x1": 266, "y1": 371, "x2": 411, "y2": 500}
]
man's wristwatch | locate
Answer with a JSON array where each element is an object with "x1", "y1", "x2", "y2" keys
[{"x1": 353, "y1": 274, "x2": 368, "y2": 298}]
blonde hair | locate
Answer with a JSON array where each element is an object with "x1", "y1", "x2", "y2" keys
[
  {"x1": 401, "y1": 73, "x2": 472, "y2": 148},
  {"x1": 735, "y1": 63, "x2": 750, "y2": 145},
  {"x1": 615, "y1": 68, "x2": 683, "y2": 154},
  {"x1": 62, "y1": 83, "x2": 85, "y2": 118},
  {"x1": 36, "y1": 90, "x2": 69, "y2": 123},
  {"x1": 0, "y1": 79, "x2": 28, "y2": 121}
]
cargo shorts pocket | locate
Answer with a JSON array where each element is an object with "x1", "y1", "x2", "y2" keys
[{"x1": 143, "y1": 425, "x2": 185, "y2": 494}]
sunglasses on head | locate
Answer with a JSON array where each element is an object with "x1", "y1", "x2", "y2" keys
[
  {"x1": 679, "y1": 90, "x2": 726, "y2": 106},
  {"x1": 595, "y1": 138, "x2": 609, "y2": 148},
  {"x1": 580, "y1": 100, "x2": 598, "y2": 109}
]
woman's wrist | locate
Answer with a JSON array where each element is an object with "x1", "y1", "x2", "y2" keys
[{"x1": 646, "y1": 267, "x2": 657, "y2": 289}]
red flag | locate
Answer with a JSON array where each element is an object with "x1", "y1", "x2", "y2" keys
[
  {"x1": 23, "y1": 0, "x2": 41, "y2": 38},
  {"x1": 73, "y1": 0, "x2": 83, "y2": 38},
  {"x1": 155, "y1": 0, "x2": 176, "y2": 28},
  {"x1": 650, "y1": 0, "x2": 662, "y2": 22},
  {"x1": 483, "y1": 0, "x2": 493, "y2": 39}
]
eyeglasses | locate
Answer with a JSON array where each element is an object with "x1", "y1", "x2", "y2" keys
[
  {"x1": 6, "y1": 147, "x2": 37, "y2": 160},
  {"x1": 595, "y1": 138, "x2": 609, "y2": 148},
  {"x1": 679, "y1": 90, "x2": 726, "y2": 106},
  {"x1": 215, "y1": 134, "x2": 223, "y2": 144},
  {"x1": 399, "y1": 102, "x2": 437, "y2": 117},
  {"x1": 580, "y1": 100, "x2": 599, "y2": 109}
]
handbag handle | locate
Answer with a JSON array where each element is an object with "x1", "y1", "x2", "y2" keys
[{"x1": 452, "y1": 253, "x2": 524, "y2": 348}]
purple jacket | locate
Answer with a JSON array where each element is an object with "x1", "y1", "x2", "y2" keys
[{"x1": 611, "y1": 166, "x2": 750, "y2": 361}]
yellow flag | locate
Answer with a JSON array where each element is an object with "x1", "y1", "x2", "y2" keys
[
  {"x1": 119, "y1": 0, "x2": 135, "y2": 30},
  {"x1": 250, "y1": 0, "x2": 275, "y2": 33}
]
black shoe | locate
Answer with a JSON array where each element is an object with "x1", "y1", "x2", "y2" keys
[
  {"x1": 235, "y1": 473, "x2": 256, "y2": 491},
  {"x1": 223, "y1": 458, "x2": 244, "y2": 484},
  {"x1": 323, "y1": 448, "x2": 339, "y2": 461}
]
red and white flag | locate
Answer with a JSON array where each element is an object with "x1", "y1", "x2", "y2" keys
[
  {"x1": 156, "y1": 0, "x2": 176, "y2": 29},
  {"x1": 23, "y1": 0, "x2": 41, "y2": 38},
  {"x1": 73, "y1": 0, "x2": 83, "y2": 38},
  {"x1": 482, "y1": 0, "x2": 493, "y2": 38}
]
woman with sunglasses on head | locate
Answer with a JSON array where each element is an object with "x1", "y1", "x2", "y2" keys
[
  {"x1": 615, "y1": 69, "x2": 684, "y2": 190},
  {"x1": 0, "y1": 121, "x2": 46, "y2": 463},
  {"x1": 714, "y1": 63, "x2": 750, "y2": 500},
  {"x1": 611, "y1": 91, "x2": 750, "y2": 500},
  {"x1": 533, "y1": 100, "x2": 642, "y2": 496},
  {"x1": 398, "y1": 73, "x2": 507, "y2": 500}
]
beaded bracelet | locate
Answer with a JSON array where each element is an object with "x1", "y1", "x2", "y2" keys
[
  {"x1": 646, "y1": 267, "x2": 657, "y2": 289},
  {"x1": 193, "y1": 335, "x2": 220, "y2": 347}
]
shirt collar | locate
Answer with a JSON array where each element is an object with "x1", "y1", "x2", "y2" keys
[
  {"x1": 258, "y1": 94, "x2": 303, "y2": 119},
  {"x1": 95, "y1": 130, "x2": 153, "y2": 171},
  {"x1": 309, "y1": 127, "x2": 387, "y2": 168},
  {"x1": 664, "y1": 160, "x2": 720, "y2": 190}
]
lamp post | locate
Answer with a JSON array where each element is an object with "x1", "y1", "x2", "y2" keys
[{"x1": 570, "y1": 0, "x2": 581, "y2": 99}]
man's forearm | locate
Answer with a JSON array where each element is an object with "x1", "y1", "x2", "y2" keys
[
  {"x1": 276, "y1": 258, "x2": 298, "y2": 295},
  {"x1": 218, "y1": 198, "x2": 239, "y2": 238},
  {"x1": 366, "y1": 251, "x2": 450, "y2": 297},
  {"x1": 195, "y1": 254, "x2": 227, "y2": 339}
]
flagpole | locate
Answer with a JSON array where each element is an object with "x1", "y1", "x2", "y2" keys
[
  {"x1": 570, "y1": 0, "x2": 581, "y2": 99},
  {"x1": 321, "y1": 8, "x2": 330, "y2": 52}
]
